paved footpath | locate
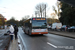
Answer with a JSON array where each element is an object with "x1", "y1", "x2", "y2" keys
[
  {"x1": 0, "y1": 29, "x2": 18, "y2": 50},
  {"x1": 8, "y1": 36, "x2": 18, "y2": 50},
  {"x1": 49, "y1": 30, "x2": 75, "y2": 39}
]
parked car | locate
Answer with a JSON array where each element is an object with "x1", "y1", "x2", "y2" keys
[
  {"x1": 60, "y1": 25, "x2": 70, "y2": 31},
  {"x1": 68, "y1": 26, "x2": 75, "y2": 32}
]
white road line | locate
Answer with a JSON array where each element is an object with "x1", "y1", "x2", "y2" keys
[{"x1": 47, "y1": 42, "x2": 57, "y2": 48}]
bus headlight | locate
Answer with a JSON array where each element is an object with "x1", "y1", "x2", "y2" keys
[{"x1": 45, "y1": 29, "x2": 48, "y2": 32}]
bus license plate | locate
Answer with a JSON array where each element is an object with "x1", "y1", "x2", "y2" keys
[
  {"x1": 39, "y1": 33, "x2": 41, "y2": 34},
  {"x1": 36, "y1": 29, "x2": 41, "y2": 31}
]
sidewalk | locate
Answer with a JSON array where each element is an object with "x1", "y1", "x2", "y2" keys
[
  {"x1": 49, "y1": 30, "x2": 75, "y2": 39},
  {"x1": 0, "y1": 29, "x2": 18, "y2": 50},
  {"x1": 8, "y1": 36, "x2": 18, "y2": 50}
]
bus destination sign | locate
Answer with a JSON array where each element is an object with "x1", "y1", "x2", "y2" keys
[{"x1": 33, "y1": 18, "x2": 45, "y2": 20}]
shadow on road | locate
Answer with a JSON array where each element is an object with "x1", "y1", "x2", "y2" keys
[{"x1": 29, "y1": 34, "x2": 47, "y2": 37}]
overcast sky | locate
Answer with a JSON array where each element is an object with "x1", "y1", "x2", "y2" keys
[{"x1": 0, "y1": 0, "x2": 57, "y2": 20}]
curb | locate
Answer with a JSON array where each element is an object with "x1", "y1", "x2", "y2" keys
[{"x1": 49, "y1": 32, "x2": 75, "y2": 39}]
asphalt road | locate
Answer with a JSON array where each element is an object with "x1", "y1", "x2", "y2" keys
[{"x1": 18, "y1": 27, "x2": 75, "y2": 50}]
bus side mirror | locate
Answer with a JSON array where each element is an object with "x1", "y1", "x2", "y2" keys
[
  {"x1": 30, "y1": 20, "x2": 32, "y2": 23},
  {"x1": 44, "y1": 23, "x2": 47, "y2": 25}
]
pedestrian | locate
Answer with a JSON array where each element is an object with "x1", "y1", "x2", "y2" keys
[
  {"x1": 14, "y1": 24, "x2": 18, "y2": 40},
  {"x1": 9, "y1": 25, "x2": 14, "y2": 42}
]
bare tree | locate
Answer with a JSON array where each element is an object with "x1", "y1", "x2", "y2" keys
[
  {"x1": 35, "y1": 3, "x2": 47, "y2": 17},
  {"x1": 52, "y1": 1, "x2": 62, "y2": 19},
  {"x1": 51, "y1": 13, "x2": 56, "y2": 23},
  {"x1": 24, "y1": 15, "x2": 30, "y2": 19},
  {"x1": 0, "y1": 14, "x2": 5, "y2": 25}
]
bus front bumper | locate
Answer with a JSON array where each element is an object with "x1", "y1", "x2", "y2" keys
[{"x1": 31, "y1": 32, "x2": 48, "y2": 35}]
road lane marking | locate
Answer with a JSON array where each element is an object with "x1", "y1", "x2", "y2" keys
[
  {"x1": 47, "y1": 42, "x2": 74, "y2": 49},
  {"x1": 47, "y1": 42, "x2": 57, "y2": 48}
]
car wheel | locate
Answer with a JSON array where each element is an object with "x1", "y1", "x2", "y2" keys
[{"x1": 73, "y1": 30, "x2": 74, "y2": 32}]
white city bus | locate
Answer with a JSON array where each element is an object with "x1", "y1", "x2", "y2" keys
[{"x1": 23, "y1": 17, "x2": 48, "y2": 35}]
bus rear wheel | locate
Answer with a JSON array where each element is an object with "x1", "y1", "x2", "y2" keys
[{"x1": 28, "y1": 30, "x2": 29, "y2": 35}]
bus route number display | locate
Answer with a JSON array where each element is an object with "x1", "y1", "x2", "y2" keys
[{"x1": 33, "y1": 18, "x2": 45, "y2": 20}]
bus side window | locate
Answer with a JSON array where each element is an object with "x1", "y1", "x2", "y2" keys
[
  {"x1": 28, "y1": 21, "x2": 31, "y2": 27},
  {"x1": 25, "y1": 23, "x2": 28, "y2": 27}
]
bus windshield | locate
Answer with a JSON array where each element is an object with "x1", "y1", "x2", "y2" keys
[{"x1": 32, "y1": 20, "x2": 47, "y2": 29}]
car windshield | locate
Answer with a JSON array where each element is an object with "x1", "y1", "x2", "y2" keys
[
  {"x1": 70, "y1": 26, "x2": 75, "y2": 28},
  {"x1": 62, "y1": 25, "x2": 66, "y2": 27}
]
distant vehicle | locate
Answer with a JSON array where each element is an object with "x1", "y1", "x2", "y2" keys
[
  {"x1": 23, "y1": 17, "x2": 48, "y2": 35},
  {"x1": 61, "y1": 25, "x2": 70, "y2": 31},
  {"x1": 52, "y1": 23, "x2": 62, "y2": 30},
  {"x1": 47, "y1": 24, "x2": 52, "y2": 30},
  {"x1": 68, "y1": 26, "x2": 75, "y2": 32}
]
